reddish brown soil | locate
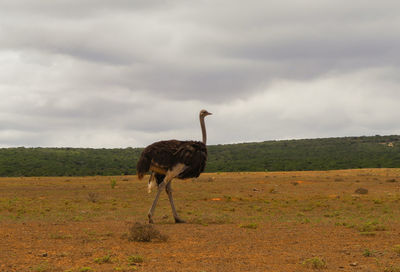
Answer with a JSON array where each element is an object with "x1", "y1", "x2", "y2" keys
[{"x1": 1, "y1": 170, "x2": 400, "y2": 271}]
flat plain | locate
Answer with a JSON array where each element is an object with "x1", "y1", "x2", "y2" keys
[{"x1": 1, "y1": 169, "x2": 400, "y2": 271}]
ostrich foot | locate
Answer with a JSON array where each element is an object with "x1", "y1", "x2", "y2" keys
[
  {"x1": 174, "y1": 217, "x2": 186, "y2": 223},
  {"x1": 148, "y1": 214, "x2": 154, "y2": 224}
]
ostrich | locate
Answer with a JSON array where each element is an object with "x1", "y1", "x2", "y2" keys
[{"x1": 136, "y1": 109, "x2": 212, "y2": 223}]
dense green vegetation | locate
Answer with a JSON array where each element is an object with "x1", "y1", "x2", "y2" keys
[{"x1": 0, "y1": 135, "x2": 399, "y2": 176}]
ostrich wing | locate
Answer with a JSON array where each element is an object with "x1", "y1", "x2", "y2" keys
[{"x1": 175, "y1": 141, "x2": 207, "y2": 179}]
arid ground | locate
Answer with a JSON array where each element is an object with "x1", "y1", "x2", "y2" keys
[{"x1": 1, "y1": 169, "x2": 400, "y2": 271}]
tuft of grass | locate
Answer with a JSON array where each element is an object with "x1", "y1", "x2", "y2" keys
[
  {"x1": 269, "y1": 188, "x2": 278, "y2": 194},
  {"x1": 359, "y1": 232, "x2": 377, "y2": 237},
  {"x1": 87, "y1": 192, "x2": 99, "y2": 203},
  {"x1": 324, "y1": 211, "x2": 340, "y2": 218},
  {"x1": 32, "y1": 262, "x2": 49, "y2": 272},
  {"x1": 114, "y1": 266, "x2": 137, "y2": 271},
  {"x1": 384, "y1": 265, "x2": 400, "y2": 272},
  {"x1": 128, "y1": 255, "x2": 144, "y2": 265},
  {"x1": 94, "y1": 254, "x2": 112, "y2": 264},
  {"x1": 386, "y1": 178, "x2": 398, "y2": 183},
  {"x1": 302, "y1": 257, "x2": 327, "y2": 269},
  {"x1": 394, "y1": 244, "x2": 400, "y2": 255},
  {"x1": 239, "y1": 223, "x2": 258, "y2": 229},
  {"x1": 363, "y1": 248, "x2": 374, "y2": 257},
  {"x1": 50, "y1": 233, "x2": 72, "y2": 239},
  {"x1": 354, "y1": 188, "x2": 368, "y2": 194},
  {"x1": 110, "y1": 178, "x2": 117, "y2": 189},
  {"x1": 79, "y1": 268, "x2": 94, "y2": 272},
  {"x1": 357, "y1": 220, "x2": 386, "y2": 232},
  {"x1": 126, "y1": 222, "x2": 168, "y2": 242}
]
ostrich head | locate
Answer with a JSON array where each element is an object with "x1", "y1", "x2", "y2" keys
[{"x1": 200, "y1": 109, "x2": 212, "y2": 118}]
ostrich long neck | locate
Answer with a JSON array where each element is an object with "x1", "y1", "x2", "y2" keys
[{"x1": 200, "y1": 115, "x2": 207, "y2": 145}]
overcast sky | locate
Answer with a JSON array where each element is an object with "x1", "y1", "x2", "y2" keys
[{"x1": 1, "y1": 0, "x2": 399, "y2": 148}]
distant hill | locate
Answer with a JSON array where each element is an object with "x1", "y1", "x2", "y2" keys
[{"x1": 0, "y1": 135, "x2": 399, "y2": 177}]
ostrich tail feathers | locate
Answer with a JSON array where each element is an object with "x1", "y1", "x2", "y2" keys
[{"x1": 137, "y1": 154, "x2": 151, "y2": 180}]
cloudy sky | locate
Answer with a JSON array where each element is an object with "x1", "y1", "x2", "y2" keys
[{"x1": 1, "y1": 0, "x2": 399, "y2": 148}]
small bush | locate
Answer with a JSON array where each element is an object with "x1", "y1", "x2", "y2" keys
[
  {"x1": 363, "y1": 249, "x2": 374, "y2": 257},
  {"x1": 126, "y1": 222, "x2": 168, "y2": 242},
  {"x1": 79, "y1": 268, "x2": 93, "y2": 272},
  {"x1": 386, "y1": 179, "x2": 398, "y2": 183},
  {"x1": 50, "y1": 233, "x2": 72, "y2": 239},
  {"x1": 354, "y1": 188, "x2": 368, "y2": 194},
  {"x1": 357, "y1": 220, "x2": 386, "y2": 232},
  {"x1": 239, "y1": 223, "x2": 258, "y2": 229},
  {"x1": 94, "y1": 254, "x2": 112, "y2": 264},
  {"x1": 394, "y1": 244, "x2": 400, "y2": 255},
  {"x1": 359, "y1": 232, "x2": 377, "y2": 237},
  {"x1": 32, "y1": 262, "x2": 49, "y2": 272},
  {"x1": 302, "y1": 257, "x2": 327, "y2": 269},
  {"x1": 128, "y1": 255, "x2": 144, "y2": 265},
  {"x1": 110, "y1": 178, "x2": 117, "y2": 189},
  {"x1": 384, "y1": 265, "x2": 400, "y2": 272},
  {"x1": 87, "y1": 192, "x2": 99, "y2": 203}
]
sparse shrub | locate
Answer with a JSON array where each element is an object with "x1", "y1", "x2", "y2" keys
[
  {"x1": 87, "y1": 192, "x2": 99, "y2": 203},
  {"x1": 94, "y1": 254, "x2": 112, "y2": 264},
  {"x1": 324, "y1": 211, "x2": 340, "y2": 218},
  {"x1": 126, "y1": 222, "x2": 168, "y2": 242},
  {"x1": 359, "y1": 232, "x2": 377, "y2": 237},
  {"x1": 32, "y1": 262, "x2": 49, "y2": 272},
  {"x1": 386, "y1": 179, "x2": 398, "y2": 183},
  {"x1": 239, "y1": 223, "x2": 258, "y2": 229},
  {"x1": 269, "y1": 188, "x2": 278, "y2": 194},
  {"x1": 394, "y1": 244, "x2": 400, "y2": 255},
  {"x1": 354, "y1": 188, "x2": 368, "y2": 194},
  {"x1": 128, "y1": 255, "x2": 144, "y2": 265},
  {"x1": 357, "y1": 220, "x2": 386, "y2": 232},
  {"x1": 72, "y1": 215, "x2": 84, "y2": 222},
  {"x1": 79, "y1": 268, "x2": 93, "y2": 272},
  {"x1": 50, "y1": 233, "x2": 72, "y2": 239},
  {"x1": 224, "y1": 195, "x2": 232, "y2": 201},
  {"x1": 110, "y1": 178, "x2": 117, "y2": 189},
  {"x1": 302, "y1": 257, "x2": 327, "y2": 269},
  {"x1": 384, "y1": 265, "x2": 400, "y2": 272},
  {"x1": 363, "y1": 249, "x2": 374, "y2": 257}
]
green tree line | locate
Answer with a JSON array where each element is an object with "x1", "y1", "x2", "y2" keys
[{"x1": 0, "y1": 135, "x2": 399, "y2": 177}]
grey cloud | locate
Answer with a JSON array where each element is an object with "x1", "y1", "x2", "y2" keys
[
  {"x1": 2, "y1": 0, "x2": 399, "y2": 100},
  {"x1": 0, "y1": 1, "x2": 399, "y2": 147},
  {"x1": 0, "y1": 0, "x2": 176, "y2": 18}
]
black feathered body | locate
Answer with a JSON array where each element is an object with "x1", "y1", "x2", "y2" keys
[{"x1": 137, "y1": 140, "x2": 207, "y2": 181}]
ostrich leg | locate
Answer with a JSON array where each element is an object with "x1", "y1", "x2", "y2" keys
[
  {"x1": 166, "y1": 181, "x2": 185, "y2": 223},
  {"x1": 147, "y1": 181, "x2": 166, "y2": 224},
  {"x1": 147, "y1": 163, "x2": 186, "y2": 224}
]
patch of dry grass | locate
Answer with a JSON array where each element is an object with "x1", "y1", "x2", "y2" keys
[{"x1": 125, "y1": 222, "x2": 168, "y2": 242}]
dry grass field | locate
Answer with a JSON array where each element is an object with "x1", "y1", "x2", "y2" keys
[{"x1": 1, "y1": 169, "x2": 400, "y2": 271}]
